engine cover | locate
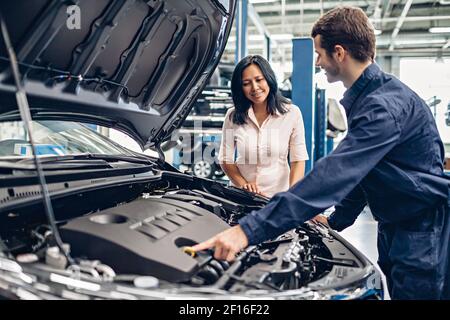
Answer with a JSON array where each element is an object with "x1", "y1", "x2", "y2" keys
[{"x1": 60, "y1": 197, "x2": 229, "y2": 282}]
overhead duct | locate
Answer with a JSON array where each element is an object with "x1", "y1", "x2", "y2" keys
[{"x1": 389, "y1": 0, "x2": 413, "y2": 51}]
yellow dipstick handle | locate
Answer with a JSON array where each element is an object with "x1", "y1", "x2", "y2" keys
[{"x1": 182, "y1": 246, "x2": 196, "y2": 257}]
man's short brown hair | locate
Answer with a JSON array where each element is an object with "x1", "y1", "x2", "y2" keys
[{"x1": 311, "y1": 6, "x2": 376, "y2": 62}]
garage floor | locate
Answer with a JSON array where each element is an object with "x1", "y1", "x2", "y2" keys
[
  {"x1": 338, "y1": 208, "x2": 391, "y2": 299},
  {"x1": 339, "y1": 208, "x2": 378, "y2": 262}
]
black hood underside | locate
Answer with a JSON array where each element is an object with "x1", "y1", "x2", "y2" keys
[{"x1": 0, "y1": 0, "x2": 235, "y2": 149}]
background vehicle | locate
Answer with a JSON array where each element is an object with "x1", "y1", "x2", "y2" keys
[{"x1": 165, "y1": 63, "x2": 234, "y2": 179}]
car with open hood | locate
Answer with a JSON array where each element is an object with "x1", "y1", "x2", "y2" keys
[{"x1": 0, "y1": 0, "x2": 383, "y2": 300}]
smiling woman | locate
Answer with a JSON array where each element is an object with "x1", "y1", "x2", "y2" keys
[{"x1": 218, "y1": 55, "x2": 309, "y2": 197}]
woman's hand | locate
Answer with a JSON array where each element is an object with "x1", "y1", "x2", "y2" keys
[
  {"x1": 241, "y1": 182, "x2": 262, "y2": 195},
  {"x1": 220, "y1": 164, "x2": 268, "y2": 197}
]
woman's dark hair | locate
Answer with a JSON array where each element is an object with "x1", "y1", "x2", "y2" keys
[
  {"x1": 311, "y1": 6, "x2": 376, "y2": 62},
  {"x1": 230, "y1": 55, "x2": 289, "y2": 125}
]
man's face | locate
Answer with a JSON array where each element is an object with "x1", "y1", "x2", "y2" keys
[{"x1": 313, "y1": 35, "x2": 341, "y2": 83}]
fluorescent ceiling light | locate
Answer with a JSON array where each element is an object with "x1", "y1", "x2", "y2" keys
[
  {"x1": 394, "y1": 39, "x2": 446, "y2": 46},
  {"x1": 250, "y1": 34, "x2": 292, "y2": 41},
  {"x1": 374, "y1": 29, "x2": 382, "y2": 36},
  {"x1": 249, "y1": 0, "x2": 277, "y2": 3},
  {"x1": 249, "y1": 35, "x2": 265, "y2": 41},
  {"x1": 271, "y1": 33, "x2": 293, "y2": 40},
  {"x1": 429, "y1": 27, "x2": 450, "y2": 33},
  {"x1": 228, "y1": 35, "x2": 265, "y2": 42},
  {"x1": 231, "y1": 34, "x2": 293, "y2": 42}
]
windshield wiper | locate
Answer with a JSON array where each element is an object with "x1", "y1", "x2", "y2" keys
[
  {"x1": 16, "y1": 153, "x2": 155, "y2": 166},
  {"x1": 0, "y1": 159, "x2": 113, "y2": 171},
  {"x1": 0, "y1": 154, "x2": 155, "y2": 172}
]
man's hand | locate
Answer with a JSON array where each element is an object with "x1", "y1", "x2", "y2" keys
[
  {"x1": 191, "y1": 225, "x2": 249, "y2": 262},
  {"x1": 310, "y1": 214, "x2": 329, "y2": 226}
]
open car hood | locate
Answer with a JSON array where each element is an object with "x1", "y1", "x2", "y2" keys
[{"x1": 0, "y1": 0, "x2": 235, "y2": 149}]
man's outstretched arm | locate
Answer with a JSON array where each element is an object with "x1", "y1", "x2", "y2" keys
[{"x1": 194, "y1": 102, "x2": 401, "y2": 259}]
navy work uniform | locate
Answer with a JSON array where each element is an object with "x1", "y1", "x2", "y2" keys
[{"x1": 238, "y1": 63, "x2": 450, "y2": 300}]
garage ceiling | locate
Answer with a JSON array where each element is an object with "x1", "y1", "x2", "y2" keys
[{"x1": 222, "y1": 0, "x2": 450, "y2": 64}]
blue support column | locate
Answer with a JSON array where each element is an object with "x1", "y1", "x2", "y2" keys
[
  {"x1": 235, "y1": 0, "x2": 248, "y2": 63},
  {"x1": 291, "y1": 38, "x2": 315, "y2": 173},
  {"x1": 326, "y1": 136, "x2": 334, "y2": 155},
  {"x1": 314, "y1": 88, "x2": 327, "y2": 161}
]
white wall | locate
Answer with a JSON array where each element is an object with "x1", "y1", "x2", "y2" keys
[{"x1": 399, "y1": 58, "x2": 450, "y2": 144}]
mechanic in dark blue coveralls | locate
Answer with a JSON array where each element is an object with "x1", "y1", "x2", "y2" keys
[{"x1": 193, "y1": 6, "x2": 450, "y2": 300}]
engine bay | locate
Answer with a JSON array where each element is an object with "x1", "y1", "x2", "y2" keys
[{"x1": 0, "y1": 171, "x2": 378, "y2": 298}]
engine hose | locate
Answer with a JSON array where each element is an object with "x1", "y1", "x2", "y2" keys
[
  {"x1": 197, "y1": 265, "x2": 219, "y2": 284},
  {"x1": 208, "y1": 260, "x2": 225, "y2": 276},
  {"x1": 218, "y1": 260, "x2": 230, "y2": 270}
]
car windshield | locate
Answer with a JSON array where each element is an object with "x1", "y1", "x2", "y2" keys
[{"x1": 0, "y1": 120, "x2": 136, "y2": 158}]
